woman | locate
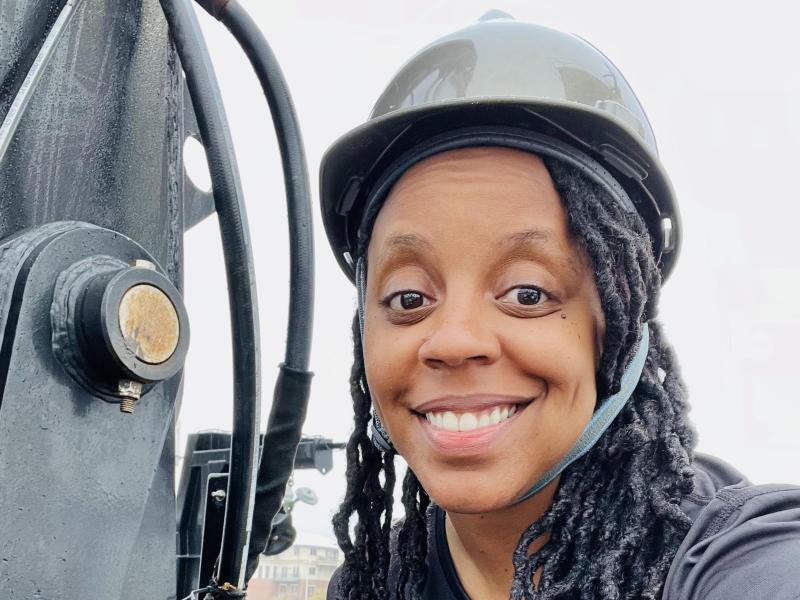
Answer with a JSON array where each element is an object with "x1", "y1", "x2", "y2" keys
[{"x1": 319, "y1": 15, "x2": 800, "y2": 599}]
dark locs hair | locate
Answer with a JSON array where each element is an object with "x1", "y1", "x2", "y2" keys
[{"x1": 332, "y1": 155, "x2": 698, "y2": 599}]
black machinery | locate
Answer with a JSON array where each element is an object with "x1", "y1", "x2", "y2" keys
[{"x1": 0, "y1": 0, "x2": 321, "y2": 597}]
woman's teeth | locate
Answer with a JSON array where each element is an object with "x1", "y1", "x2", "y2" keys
[{"x1": 424, "y1": 405, "x2": 518, "y2": 432}]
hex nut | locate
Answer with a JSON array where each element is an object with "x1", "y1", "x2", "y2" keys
[
  {"x1": 118, "y1": 379, "x2": 142, "y2": 398},
  {"x1": 118, "y1": 380, "x2": 143, "y2": 414}
]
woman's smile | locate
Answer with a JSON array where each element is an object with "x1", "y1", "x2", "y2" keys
[{"x1": 411, "y1": 393, "x2": 539, "y2": 457}]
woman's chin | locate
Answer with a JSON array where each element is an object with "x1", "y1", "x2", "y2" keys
[
  {"x1": 412, "y1": 461, "x2": 546, "y2": 515},
  {"x1": 422, "y1": 481, "x2": 518, "y2": 514}
]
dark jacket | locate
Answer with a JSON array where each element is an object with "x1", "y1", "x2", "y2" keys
[{"x1": 328, "y1": 453, "x2": 800, "y2": 599}]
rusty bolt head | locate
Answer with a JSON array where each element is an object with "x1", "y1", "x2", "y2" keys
[{"x1": 118, "y1": 284, "x2": 180, "y2": 365}]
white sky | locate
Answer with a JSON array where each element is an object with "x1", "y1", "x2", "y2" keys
[{"x1": 177, "y1": 1, "x2": 800, "y2": 540}]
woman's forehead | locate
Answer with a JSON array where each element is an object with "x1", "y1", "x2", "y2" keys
[
  {"x1": 368, "y1": 146, "x2": 569, "y2": 249},
  {"x1": 365, "y1": 146, "x2": 590, "y2": 281},
  {"x1": 387, "y1": 146, "x2": 554, "y2": 201}
]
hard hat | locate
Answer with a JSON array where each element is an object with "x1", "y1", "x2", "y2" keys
[{"x1": 320, "y1": 14, "x2": 680, "y2": 282}]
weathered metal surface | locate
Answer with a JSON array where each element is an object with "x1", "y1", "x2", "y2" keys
[
  {"x1": 0, "y1": 223, "x2": 178, "y2": 599},
  {"x1": 0, "y1": 1, "x2": 189, "y2": 597},
  {"x1": 54, "y1": 255, "x2": 190, "y2": 396},
  {"x1": 0, "y1": 1, "x2": 64, "y2": 124},
  {"x1": 0, "y1": 0, "x2": 185, "y2": 286},
  {"x1": 182, "y1": 79, "x2": 217, "y2": 230}
]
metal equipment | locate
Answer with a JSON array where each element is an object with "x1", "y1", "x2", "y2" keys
[
  {"x1": 176, "y1": 433, "x2": 344, "y2": 598},
  {"x1": 0, "y1": 0, "x2": 317, "y2": 597}
]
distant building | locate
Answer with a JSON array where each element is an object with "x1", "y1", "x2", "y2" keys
[{"x1": 248, "y1": 532, "x2": 342, "y2": 600}]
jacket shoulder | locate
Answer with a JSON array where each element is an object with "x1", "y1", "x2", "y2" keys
[{"x1": 663, "y1": 452, "x2": 800, "y2": 599}]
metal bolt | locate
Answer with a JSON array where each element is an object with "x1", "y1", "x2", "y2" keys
[
  {"x1": 118, "y1": 379, "x2": 142, "y2": 414},
  {"x1": 211, "y1": 489, "x2": 227, "y2": 504},
  {"x1": 118, "y1": 284, "x2": 180, "y2": 364},
  {"x1": 133, "y1": 258, "x2": 156, "y2": 270}
]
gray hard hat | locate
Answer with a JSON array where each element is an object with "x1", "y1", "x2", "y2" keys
[{"x1": 320, "y1": 14, "x2": 680, "y2": 282}]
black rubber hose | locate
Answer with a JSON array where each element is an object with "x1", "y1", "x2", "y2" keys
[
  {"x1": 158, "y1": 0, "x2": 261, "y2": 590},
  {"x1": 249, "y1": 363, "x2": 312, "y2": 579},
  {"x1": 207, "y1": 0, "x2": 315, "y2": 582},
  {"x1": 219, "y1": 0, "x2": 314, "y2": 371}
]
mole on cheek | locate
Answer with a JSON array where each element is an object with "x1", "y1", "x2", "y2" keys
[{"x1": 561, "y1": 313, "x2": 567, "y2": 320}]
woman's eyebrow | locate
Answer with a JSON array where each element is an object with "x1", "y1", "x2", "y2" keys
[
  {"x1": 373, "y1": 233, "x2": 435, "y2": 273},
  {"x1": 384, "y1": 232, "x2": 434, "y2": 252},
  {"x1": 496, "y1": 228, "x2": 580, "y2": 272},
  {"x1": 497, "y1": 229, "x2": 553, "y2": 249}
]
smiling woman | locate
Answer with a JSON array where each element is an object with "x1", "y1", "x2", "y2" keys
[
  {"x1": 319, "y1": 14, "x2": 800, "y2": 600},
  {"x1": 363, "y1": 149, "x2": 604, "y2": 519}
]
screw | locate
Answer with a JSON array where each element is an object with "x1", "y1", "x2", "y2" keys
[
  {"x1": 211, "y1": 489, "x2": 227, "y2": 504},
  {"x1": 118, "y1": 380, "x2": 143, "y2": 414}
]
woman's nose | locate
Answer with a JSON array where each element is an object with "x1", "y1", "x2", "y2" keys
[{"x1": 418, "y1": 300, "x2": 501, "y2": 369}]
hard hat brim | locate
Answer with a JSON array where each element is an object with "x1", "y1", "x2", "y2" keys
[{"x1": 320, "y1": 97, "x2": 680, "y2": 283}]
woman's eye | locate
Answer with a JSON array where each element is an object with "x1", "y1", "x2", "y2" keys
[
  {"x1": 386, "y1": 290, "x2": 430, "y2": 311},
  {"x1": 499, "y1": 285, "x2": 549, "y2": 306}
]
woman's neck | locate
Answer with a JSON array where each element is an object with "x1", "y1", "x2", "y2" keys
[{"x1": 443, "y1": 476, "x2": 560, "y2": 599}]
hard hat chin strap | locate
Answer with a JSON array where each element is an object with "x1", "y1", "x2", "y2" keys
[
  {"x1": 355, "y1": 257, "x2": 398, "y2": 452},
  {"x1": 355, "y1": 257, "x2": 651, "y2": 493},
  {"x1": 513, "y1": 323, "x2": 649, "y2": 504}
]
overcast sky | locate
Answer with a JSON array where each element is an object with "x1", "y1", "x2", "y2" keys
[{"x1": 176, "y1": 0, "x2": 800, "y2": 541}]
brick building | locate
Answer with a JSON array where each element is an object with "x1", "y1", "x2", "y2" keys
[{"x1": 247, "y1": 532, "x2": 342, "y2": 600}]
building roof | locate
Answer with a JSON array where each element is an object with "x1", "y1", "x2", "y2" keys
[{"x1": 292, "y1": 531, "x2": 339, "y2": 550}]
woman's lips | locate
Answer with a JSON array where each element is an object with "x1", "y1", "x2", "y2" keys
[
  {"x1": 414, "y1": 400, "x2": 533, "y2": 456},
  {"x1": 414, "y1": 393, "x2": 531, "y2": 414},
  {"x1": 424, "y1": 403, "x2": 519, "y2": 431}
]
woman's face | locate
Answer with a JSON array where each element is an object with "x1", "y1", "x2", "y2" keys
[{"x1": 363, "y1": 147, "x2": 605, "y2": 513}]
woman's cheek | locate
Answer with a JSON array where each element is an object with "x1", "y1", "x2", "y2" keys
[
  {"x1": 364, "y1": 337, "x2": 409, "y2": 407},
  {"x1": 503, "y1": 319, "x2": 597, "y2": 395}
]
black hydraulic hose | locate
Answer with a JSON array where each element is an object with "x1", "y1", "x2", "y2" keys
[
  {"x1": 158, "y1": 0, "x2": 261, "y2": 591},
  {"x1": 218, "y1": 0, "x2": 314, "y2": 371},
  {"x1": 195, "y1": 0, "x2": 315, "y2": 584}
]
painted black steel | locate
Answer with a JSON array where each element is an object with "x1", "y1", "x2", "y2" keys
[
  {"x1": 201, "y1": 473, "x2": 232, "y2": 593},
  {"x1": 0, "y1": 2, "x2": 186, "y2": 598},
  {"x1": 0, "y1": 1, "x2": 63, "y2": 124},
  {"x1": 1, "y1": 1, "x2": 315, "y2": 597},
  {"x1": 0, "y1": 222, "x2": 180, "y2": 599},
  {"x1": 80, "y1": 266, "x2": 190, "y2": 382},
  {"x1": 0, "y1": 0, "x2": 186, "y2": 285},
  {"x1": 0, "y1": 0, "x2": 88, "y2": 163}
]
